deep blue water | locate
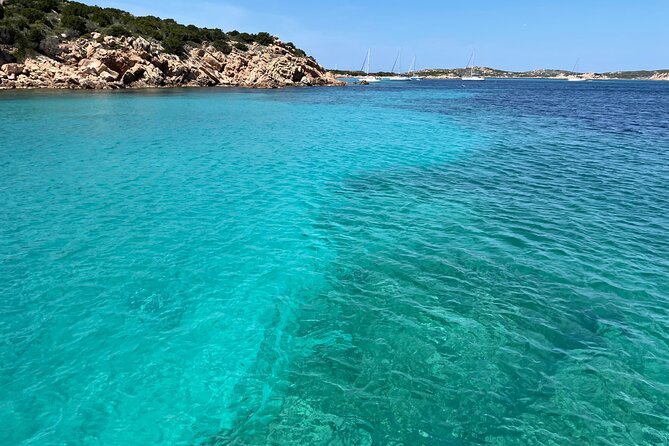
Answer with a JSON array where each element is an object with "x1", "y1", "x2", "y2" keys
[{"x1": 1, "y1": 79, "x2": 669, "y2": 445}]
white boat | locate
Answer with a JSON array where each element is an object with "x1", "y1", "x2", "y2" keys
[
  {"x1": 358, "y1": 49, "x2": 381, "y2": 83},
  {"x1": 408, "y1": 57, "x2": 424, "y2": 80},
  {"x1": 462, "y1": 52, "x2": 485, "y2": 81},
  {"x1": 384, "y1": 50, "x2": 411, "y2": 81},
  {"x1": 567, "y1": 58, "x2": 588, "y2": 82}
]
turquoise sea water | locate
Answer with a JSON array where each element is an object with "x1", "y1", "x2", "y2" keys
[{"x1": 1, "y1": 80, "x2": 668, "y2": 445}]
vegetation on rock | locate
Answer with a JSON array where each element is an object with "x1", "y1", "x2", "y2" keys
[{"x1": 0, "y1": 0, "x2": 309, "y2": 61}]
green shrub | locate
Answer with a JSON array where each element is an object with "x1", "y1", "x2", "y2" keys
[
  {"x1": 35, "y1": 0, "x2": 61, "y2": 13},
  {"x1": 285, "y1": 42, "x2": 306, "y2": 57},
  {"x1": 97, "y1": 8, "x2": 128, "y2": 25},
  {"x1": 228, "y1": 30, "x2": 254, "y2": 44},
  {"x1": 254, "y1": 32, "x2": 273, "y2": 46},
  {"x1": 184, "y1": 24, "x2": 202, "y2": 43},
  {"x1": 106, "y1": 24, "x2": 131, "y2": 37},
  {"x1": 26, "y1": 24, "x2": 46, "y2": 48},
  {"x1": 0, "y1": 6, "x2": 4, "y2": 20},
  {"x1": 0, "y1": 25, "x2": 18, "y2": 45},
  {"x1": 205, "y1": 28, "x2": 227, "y2": 42},
  {"x1": 14, "y1": 47, "x2": 29, "y2": 62},
  {"x1": 20, "y1": 8, "x2": 46, "y2": 23},
  {"x1": 132, "y1": 15, "x2": 162, "y2": 40},
  {"x1": 39, "y1": 34, "x2": 60, "y2": 57},
  {"x1": 237, "y1": 32, "x2": 254, "y2": 43},
  {"x1": 9, "y1": 16, "x2": 31, "y2": 31},
  {"x1": 60, "y1": 14, "x2": 87, "y2": 35},
  {"x1": 162, "y1": 34, "x2": 184, "y2": 55},
  {"x1": 14, "y1": 32, "x2": 32, "y2": 61},
  {"x1": 212, "y1": 39, "x2": 231, "y2": 55},
  {"x1": 233, "y1": 41, "x2": 248, "y2": 51},
  {"x1": 62, "y1": 2, "x2": 94, "y2": 18},
  {"x1": 90, "y1": 10, "x2": 112, "y2": 27}
]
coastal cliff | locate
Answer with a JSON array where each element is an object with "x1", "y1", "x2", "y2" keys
[
  {"x1": 0, "y1": 0, "x2": 343, "y2": 89},
  {"x1": 0, "y1": 34, "x2": 343, "y2": 89}
]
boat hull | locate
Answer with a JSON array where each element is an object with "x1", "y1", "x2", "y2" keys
[{"x1": 383, "y1": 76, "x2": 411, "y2": 81}]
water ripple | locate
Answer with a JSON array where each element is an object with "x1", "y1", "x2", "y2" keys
[{"x1": 1, "y1": 81, "x2": 668, "y2": 445}]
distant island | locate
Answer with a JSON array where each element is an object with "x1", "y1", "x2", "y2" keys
[
  {"x1": 0, "y1": 0, "x2": 343, "y2": 89},
  {"x1": 332, "y1": 67, "x2": 669, "y2": 81}
]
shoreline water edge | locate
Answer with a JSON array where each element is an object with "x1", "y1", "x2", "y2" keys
[{"x1": 332, "y1": 68, "x2": 669, "y2": 82}]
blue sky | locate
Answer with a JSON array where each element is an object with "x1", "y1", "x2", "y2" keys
[{"x1": 92, "y1": 0, "x2": 669, "y2": 72}]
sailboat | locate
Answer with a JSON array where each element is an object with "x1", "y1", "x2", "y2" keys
[
  {"x1": 567, "y1": 58, "x2": 587, "y2": 82},
  {"x1": 408, "y1": 56, "x2": 424, "y2": 80},
  {"x1": 385, "y1": 50, "x2": 411, "y2": 81},
  {"x1": 358, "y1": 49, "x2": 381, "y2": 83},
  {"x1": 461, "y1": 52, "x2": 485, "y2": 81}
]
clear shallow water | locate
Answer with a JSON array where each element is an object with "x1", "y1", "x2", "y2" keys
[{"x1": 1, "y1": 80, "x2": 668, "y2": 445}]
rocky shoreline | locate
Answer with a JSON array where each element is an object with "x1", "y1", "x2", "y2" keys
[
  {"x1": 0, "y1": 33, "x2": 345, "y2": 90},
  {"x1": 649, "y1": 72, "x2": 669, "y2": 81},
  {"x1": 334, "y1": 67, "x2": 669, "y2": 82}
]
